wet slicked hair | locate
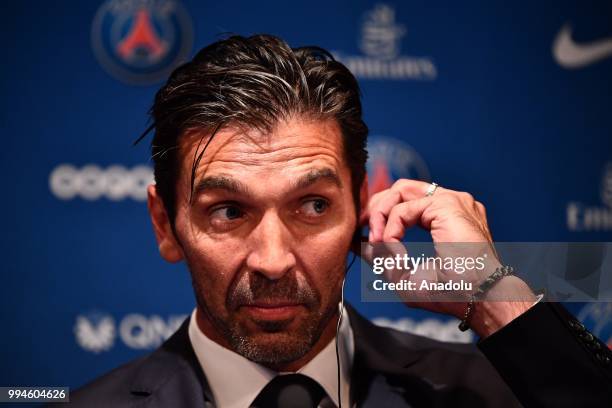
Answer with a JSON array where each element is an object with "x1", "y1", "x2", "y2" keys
[{"x1": 142, "y1": 34, "x2": 368, "y2": 222}]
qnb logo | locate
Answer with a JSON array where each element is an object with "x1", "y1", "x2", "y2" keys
[
  {"x1": 91, "y1": 0, "x2": 193, "y2": 85},
  {"x1": 74, "y1": 313, "x2": 116, "y2": 353},
  {"x1": 372, "y1": 316, "x2": 474, "y2": 343},
  {"x1": 567, "y1": 162, "x2": 612, "y2": 231},
  {"x1": 333, "y1": 4, "x2": 437, "y2": 80},
  {"x1": 119, "y1": 314, "x2": 185, "y2": 349},
  {"x1": 366, "y1": 136, "x2": 431, "y2": 197},
  {"x1": 74, "y1": 312, "x2": 187, "y2": 353},
  {"x1": 49, "y1": 164, "x2": 153, "y2": 201}
]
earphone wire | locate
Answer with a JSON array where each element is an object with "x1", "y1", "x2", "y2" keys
[{"x1": 335, "y1": 252, "x2": 357, "y2": 408}]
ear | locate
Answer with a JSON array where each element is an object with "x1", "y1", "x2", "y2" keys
[
  {"x1": 358, "y1": 173, "x2": 369, "y2": 226},
  {"x1": 147, "y1": 184, "x2": 184, "y2": 263},
  {"x1": 351, "y1": 174, "x2": 369, "y2": 255}
]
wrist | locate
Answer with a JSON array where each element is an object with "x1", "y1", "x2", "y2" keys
[{"x1": 468, "y1": 276, "x2": 537, "y2": 338}]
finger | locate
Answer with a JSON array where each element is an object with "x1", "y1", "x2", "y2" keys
[
  {"x1": 369, "y1": 180, "x2": 447, "y2": 241},
  {"x1": 360, "y1": 239, "x2": 374, "y2": 266},
  {"x1": 360, "y1": 237, "x2": 408, "y2": 269},
  {"x1": 382, "y1": 242, "x2": 411, "y2": 284},
  {"x1": 359, "y1": 190, "x2": 387, "y2": 227},
  {"x1": 391, "y1": 179, "x2": 443, "y2": 201},
  {"x1": 359, "y1": 209, "x2": 370, "y2": 227},
  {"x1": 368, "y1": 189, "x2": 402, "y2": 241},
  {"x1": 475, "y1": 201, "x2": 488, "y2": 225},
  {"x1": 382, "y1": 197, "x2": 433, "y2": 242}
]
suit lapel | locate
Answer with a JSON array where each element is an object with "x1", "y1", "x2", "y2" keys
[
  {"x1": 129, "y1": 317, "x2": 215, "y2": 407},
  {"x1": 347, "y1": 304, "x2": 440, "y2": 407}
]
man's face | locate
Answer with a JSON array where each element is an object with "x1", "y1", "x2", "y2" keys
[{"x1": 151, "y1": 116, "x2": 358, "y2": 366}]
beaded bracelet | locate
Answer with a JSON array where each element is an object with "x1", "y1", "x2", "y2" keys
[{"x1": 458, "y1": 265, "x2": 515, "y2": 332}]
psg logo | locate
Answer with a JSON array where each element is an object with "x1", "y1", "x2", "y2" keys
[
  {"x1": 91, "y1": 0, "x2": 193, "y2": 85},
  {"x1": 367, "y1": 136, "x2": 431, "y2": 196}
]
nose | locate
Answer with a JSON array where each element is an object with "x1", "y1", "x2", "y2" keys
[{"x1": 245, "y1": 211, "x2": 297, "y2": 280}]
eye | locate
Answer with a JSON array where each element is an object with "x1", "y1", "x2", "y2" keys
[
  {"x1": 210, "y1": 204, "x2": 245, "y2": 223},
  {"x1": 299, "y1": 198, "x2": 330, "y2": 217}
]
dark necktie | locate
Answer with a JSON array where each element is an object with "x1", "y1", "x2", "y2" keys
[{"x1": 251, "y1": 373, "x2": 328, "y2": 408}]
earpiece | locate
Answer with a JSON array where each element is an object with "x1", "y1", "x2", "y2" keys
[{"x1": 335, "y1": 226, "x2": 361, "y2": 408}]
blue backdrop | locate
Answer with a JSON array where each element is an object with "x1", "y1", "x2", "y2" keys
[{"x1": 1, "y1": 0, "x2": 611, "y2": 392}]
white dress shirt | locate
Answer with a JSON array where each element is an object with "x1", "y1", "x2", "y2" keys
[
  {"x1": 188, "y1": 297, "x2": 542, "y2": 408},
  {"x1": 188, "y1": 306, "x2": 354, "y2": 408}
]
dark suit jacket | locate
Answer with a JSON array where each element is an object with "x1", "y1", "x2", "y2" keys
[{"x1": 64, "y1": 302, "x2": 612, "y2": 407}]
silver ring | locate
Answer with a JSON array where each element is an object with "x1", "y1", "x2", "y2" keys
[{"x1": 425, "y1": 182, "x2": 439, "y2": 197}]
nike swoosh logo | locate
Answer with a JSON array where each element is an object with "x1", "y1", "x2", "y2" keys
[{"x1": 553, "y1": 24, "x2": 612, "y2": 69}]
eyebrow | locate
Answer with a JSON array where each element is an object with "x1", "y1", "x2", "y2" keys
[
  {"x1": 193, "y1": 175, "x2": 250, "y2": 197},
  {"x1": 292, "y1": 168, "x2": 342, "y2": 190},
  {"x1": 193, "y1": 168, "x2": 342, "y2": 198}
]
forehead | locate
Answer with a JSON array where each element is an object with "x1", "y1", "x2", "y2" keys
[{"x1": 178, "y1": 117, "x2": 347, "y2": 182}]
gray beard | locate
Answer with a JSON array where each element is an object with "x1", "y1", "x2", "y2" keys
[
  {"x1": 230, "y1": 304, "x2": 339, "y2": 365},
  {"x1": 191, "y1": 275, "x2": 339, "y2": 366},
  {"x1": 197, "y1": 296, "x2": 337, "y2": 366}
]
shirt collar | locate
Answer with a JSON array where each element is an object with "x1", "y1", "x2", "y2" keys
[{"x1": 188, "y1": 306, "x2": 354, "y2": 408}]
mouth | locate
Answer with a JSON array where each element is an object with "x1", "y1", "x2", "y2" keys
[{"x1": 240, "y1": 301, "x2": 306, "y2": 321}]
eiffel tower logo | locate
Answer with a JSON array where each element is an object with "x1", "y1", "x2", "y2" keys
[{"x1": 117, "y1": 8, "x2": 167, "y2": 63}]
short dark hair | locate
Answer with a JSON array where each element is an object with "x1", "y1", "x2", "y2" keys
[{"x1": 147, "y1": 34, "x2": 368, "y2": 222}]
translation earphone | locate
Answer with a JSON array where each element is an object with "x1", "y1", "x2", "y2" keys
[{"x1": 334, "y1": 226, "x2": 363, "y2": 408}]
